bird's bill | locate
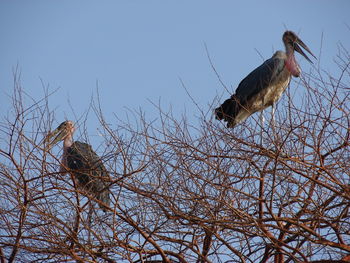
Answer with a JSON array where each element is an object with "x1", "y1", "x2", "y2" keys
[
  {"x1": 46, "y1": 126, "x2": 67, "y2": 148},
  {"x1": 294, "y1": 37, "x2": 317, "y2": 63}
]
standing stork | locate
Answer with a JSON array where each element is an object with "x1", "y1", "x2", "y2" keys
[
  {"x1": 215, "y1": 31, "x2": 316, "y2": 128},
  {"x1": 46, "y1": 121, "x2": 111, "y2": 212}
]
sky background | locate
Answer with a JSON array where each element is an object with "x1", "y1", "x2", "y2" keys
[{"x1": 1, "y1": 1, "x2": 350, "y2": 144}]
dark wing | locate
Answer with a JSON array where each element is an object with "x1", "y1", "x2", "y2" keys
[
  {"x1": 67, "y1": 141, "x2": 110, "y2": 210},
  {"x1": 235, "y1": 56, "x2": 285, "y2": 103},
  {"x1": 215, "y1": 56, "x2": 285, "y2": 127}
]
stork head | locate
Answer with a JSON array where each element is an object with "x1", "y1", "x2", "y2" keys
[
  {"x1": 46, "y1": 121, "x2": 76, "y2": 148},
  {"x1": 283, "y1": 31, "x2": 316, "y2": 63}
]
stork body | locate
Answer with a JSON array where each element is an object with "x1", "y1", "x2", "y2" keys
[
  {"x1": 215, "y1": 31, "x2": 315, "y2": 128},
  {"x1": 47, "y1": 121, "x2": 111, "y2": 212}
]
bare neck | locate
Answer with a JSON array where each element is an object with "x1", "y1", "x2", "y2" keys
[
  {"x1": 285, "y1": 44, "x2": 294, "y2": 57},
  {"x1": 63, "y1": 134, "x2": 74, "y2": 150},
  {"x1": 60, "y1": 134, "x2": 73, "y2": 174},
  {"x1": 285, "y1": 48, "x2": 300, "y2": 77}
]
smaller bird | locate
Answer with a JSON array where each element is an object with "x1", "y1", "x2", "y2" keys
[
  {"x1": 46, "y1": 121, "x2": 111, "y2": 212},
  {"x1": 215, "y1": 31, "x2": 316, "y2": 128}
]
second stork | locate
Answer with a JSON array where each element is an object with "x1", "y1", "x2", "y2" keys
[
  {"x1": 46, "y1": 121, "x2": 111, "y2": 212},
  {"x1": 215, "y1": 31, "x2": 316, "y2": 128}
]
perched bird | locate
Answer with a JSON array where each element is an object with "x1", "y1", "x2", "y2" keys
[
  {"x1": 215, "y1": 31, "x2": 316, "y2": 128},
  {"x1": 46, "y1": 121, "x2": 111, "y2": 212}
]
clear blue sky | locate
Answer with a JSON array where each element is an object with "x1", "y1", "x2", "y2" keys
[{"x1": 1, "y1": 1, "x2": 349, "y2": 142}]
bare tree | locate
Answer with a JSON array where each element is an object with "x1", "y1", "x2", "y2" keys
[{"x1": 1, "y1": 47, "x2": 350, "y2": 263}]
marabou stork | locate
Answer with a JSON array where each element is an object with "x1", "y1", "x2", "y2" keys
[
  {"x1": 46, "y1": 121, "x2": 111, "y2": 212},
  {"x1": 215, "y1": 31, "x2": 316, "y2": 128}
]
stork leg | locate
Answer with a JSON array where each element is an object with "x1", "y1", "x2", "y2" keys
[
  {"x1": 260, "y1": 111, "x2": 265, "y2": 127},
  {"x1": 271, "y1": 103, "x2": 276, "y2": 127},
  {"x1": 260, "y1": 111, "x2": 265, "y2": 145},
  {"x1": 87, "y1": 202, "x2": 93, "y2": 244},
  {"x1": 271, "y1": 103, "x2": 278, "y2": 144}
]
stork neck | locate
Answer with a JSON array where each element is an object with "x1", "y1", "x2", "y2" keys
[
  {"x1": 285, "y1": 51, "x2": 301, "y2": 77},
  {"x1": 63, "y1": 134, "x2": 74, "y2": 149}
]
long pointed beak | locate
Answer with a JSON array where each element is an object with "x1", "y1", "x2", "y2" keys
[
  {"x1": 46, "y1": 128, "x2": 67, "y2": 149},
  {"x1": 294, "y1": 37, "x2": 317, "y2": 63}
]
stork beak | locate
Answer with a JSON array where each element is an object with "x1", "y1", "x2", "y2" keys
[
  {"x1": 294, "y1": 37, "x2": 316, "y2": 63},
  {"x1": 45, "y1": 127, "x2": 67, "y2": 149}
]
